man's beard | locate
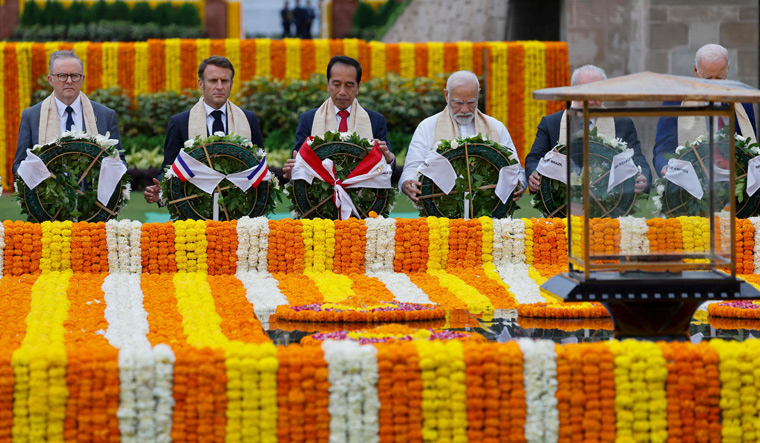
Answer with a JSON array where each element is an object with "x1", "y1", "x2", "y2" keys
[{"x1": 448, "y1": 105, "x2": 474, "y2": 125}]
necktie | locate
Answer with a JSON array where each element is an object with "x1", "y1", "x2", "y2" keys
[
  {"x1": 65, "y1": 106, "x2": 74, "y2": 131},
  {"x1": 338, "y1": 110, "x2": 349, "y2": 132},
  {"x1": 211, "y1": 110, "x2": 225, "y2": 135}
]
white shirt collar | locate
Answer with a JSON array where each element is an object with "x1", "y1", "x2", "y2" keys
[
  {"x1": 204, "y1": 101, "x2": 227, "y2": 116},
  {"x1": 55, "y1": 95, "x2": 82, "y2": 118},
  {"x1": 334, "y1": 104, "x2": 352, "y2": 115}
]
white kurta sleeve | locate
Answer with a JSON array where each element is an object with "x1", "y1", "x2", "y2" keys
[{"x1": 398, "y1": 116, "x2": 437, "y2": 191}]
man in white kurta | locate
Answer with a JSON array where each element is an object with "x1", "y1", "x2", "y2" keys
[{"x1": 399, "y1": 70, "x2": 526, "y2": 201}]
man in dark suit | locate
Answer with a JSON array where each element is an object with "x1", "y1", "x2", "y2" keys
[
  {"x1": 525, "y1": 65, "x2": 652, "y2": 194},
  {"x1": 282, "y1": 55, "x2": 394, "y2": 179},
  {"x1": 14, "y1": 50, "x2": 123, "y2": 175},
  {"x1": 652, "y1": 44, "x2": 757, "y2": 177},
  {"x1": 143, "y1": 56, "x2": 264, "y2": 203}
]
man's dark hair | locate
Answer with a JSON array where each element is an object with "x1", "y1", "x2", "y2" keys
[
  {"x1": 198, "y1": 55, "x2": 235, "y2": 81},
  {"x1": 326, "y1": 55, "x2": 362, "y2": 83}
]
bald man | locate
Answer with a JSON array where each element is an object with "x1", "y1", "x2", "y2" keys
[{"x1": 652, "y1": 43, "x2": 757, "y2": 177}]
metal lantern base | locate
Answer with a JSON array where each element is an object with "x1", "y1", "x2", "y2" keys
[{"x1": 541, "y1": 270, "x2": 760, "y2": 340}]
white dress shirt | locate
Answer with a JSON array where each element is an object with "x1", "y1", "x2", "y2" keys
[
  {"x1": 205, "y1": 101, "x2": 228, "y2": 135},
  {"x1": 56, "y1": 96, "x2": 83, "y2": 133},
  {"x1": 399, "y1": 113, "x2": 526, "y2": 191}
]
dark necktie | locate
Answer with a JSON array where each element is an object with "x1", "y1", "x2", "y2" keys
[
  {"x1": 211, "y1": 110, "x2": 225, "y2": 135},
  {"x1": 338, "y1": 110, "x2": 349, "y2": 132},
  {"x1": 65, "y1": 106, "x2": 74, "y2": 131}
]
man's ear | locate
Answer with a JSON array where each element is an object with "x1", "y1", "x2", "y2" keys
[
  {"x1": 198, "y1": 78, "x2": 204, "y2": 90},
  {"x1": 443, "y1": 89, "x2": 449, "y2": 102}
]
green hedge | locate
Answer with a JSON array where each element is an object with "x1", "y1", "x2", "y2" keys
[
  {"x1": 13, "y1": 0, "x2": 203, "y2": 41},
  {"x1": 29, "y1": 73, "x2": 464, "y2": 169}
]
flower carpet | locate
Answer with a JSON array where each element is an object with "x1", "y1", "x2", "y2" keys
[{"x1": 3, "y1": 216, "x2": 760, "y2": 442}]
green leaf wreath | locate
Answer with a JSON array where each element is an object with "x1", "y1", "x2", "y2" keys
[
  {"x1": 159, "y1": 133, "x2": 284, "y2": 220},
  {"x1": 14, "y1": 131, "x2": 130, "y2": 222},
  {"x1": 653, "y1": 129, "x2": 760, "y2": 218},
  {"x1": 286, "y1": 131, "x2": 398, "y2": 219},
  {"x1": 416, "y1": 133, "x2": 523, "y2": 218},
  {"x1": 532, "y1": 128, "x2": 644, "y2": 218}
]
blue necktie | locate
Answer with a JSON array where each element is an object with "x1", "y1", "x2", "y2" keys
[{"x1": 65, "y1": 106, "x2": 74, "y2": 131}]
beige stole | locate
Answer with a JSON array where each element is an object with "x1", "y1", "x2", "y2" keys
[
  {"x1": 310, "y1": 97, "x2": 374, "y2": 140},
  {"x1": 38, "y1": 92, "x2": 99, "y2": 144},
  {"x1": 433, "y1": 107, "x2": 501, "y2": 144},
  {"x1": 557, "y1": 110, "x2": 616, "y2": 145},
  {"x1": 678, "y1": 101, "x2": 755, "y2": 145},
  {"x1": 187, "y1": 97, "x2": 253, "y2": 141}
]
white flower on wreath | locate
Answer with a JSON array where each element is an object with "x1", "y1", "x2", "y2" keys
[
  {"x1": 184, "y1": 139, "x2": 195, "y2": 149},
  {"x1": 675, "y1": 145, "x2": 687, "y2": 155},
  {"x1": 213, "y1": 131, "x2": 225, "y2": 137},
  {"x1": 751, "y1": 146, "x2": 760, "y2": 156},
  {"x1": 94, "y1": 132, "x2": 119, "y2": 148},
  {"x1": 306, "y1": 137, "x2": 314, "y2": 147},
  {"x1": 339, "y1": 132, "x2": 350, "y2": 142},
  {"x1": 123, "y1": 182, "x2": 131, "y2": 201},
  {"x1": 451, "y1": 140, "x2": 460, "y2": 149},
  {"x1": 737, "y1": 134, "x2": 747, "y2": 143}
]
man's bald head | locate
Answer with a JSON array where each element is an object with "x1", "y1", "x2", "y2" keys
[{"x1": 694, "y1": 44, "x2": 729, "y2": 80}]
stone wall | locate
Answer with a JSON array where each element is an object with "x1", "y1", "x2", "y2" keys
[{"x1": 563, "y1": 0, "x2": 759, "y2": 173}]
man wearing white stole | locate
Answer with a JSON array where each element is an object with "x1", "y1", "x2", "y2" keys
[
  {"x1": 399, "y1": 70, "x2": 526, "y2": 201},
  {"x1": 525, "y1": 65, "x2": 652, "y2": 194},
  {"x1": 282, "y1": 55, "x2": 394, "y2": 179},
  {"x1": 652, "y1": 44, "x2": 757, "y2": 177},
  {"x1": 144, "y1": 56, "x2": 265, "y2": 203},
  {"x1": 13, "y1": 50, "x2": 124, "y2": 175}
]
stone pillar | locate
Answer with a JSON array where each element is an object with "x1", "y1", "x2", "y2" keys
[
  {"x1": 205, "y1": 0, "x2": 228, "y2": 39},
  {"x1": 331, "y1": 0, "x2": 357, "y2": 39},
  {"x1": 0, "y1": 0, "x2": 20, "y2": 40}
]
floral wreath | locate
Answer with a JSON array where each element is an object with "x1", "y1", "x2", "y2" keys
[
  {"x1": 14, "y1": 131, "x2": 130, "y2": 222},
  {"x1": 652, "y1": 129, "x2": 749, "y2": 217},
  {"x1": 531, "y1": 128, "x2": 644, "y2": 218},
  {"x1": 286, "y1": 131, "x2": 398, "y2": 219},
  {"x1": 159, "y1": 132, "x2": 284, "y2": 220},
  {"x1": 416, "y1": 133, "x2": 523, "y2": 218}
]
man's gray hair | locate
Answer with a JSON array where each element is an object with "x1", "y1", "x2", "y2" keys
[
  {"x1": 695, "y1": 44, "x2": 729, "y2": 70},
  {"x1": 49, "y1": 50, "x2": 84, "y2": 74},
  {"x1": 446, "y1": 70, "x2": 480, "y2": 92},
  {"x1": 570, "y1": 65, "x2": 607, "y2": 86}
]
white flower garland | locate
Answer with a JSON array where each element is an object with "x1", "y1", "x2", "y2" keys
[
  {"x1": 236, "y1": 216, "x2": 270, "y2": 273},
  {"x1": 364, "y1": 217, "x2": 396, "y2": 273},
  {"x1": 102, "y1": 273, "x2": 156, "y2": 442},
  {"x1": 493, "y1": 218, "x2": 527, "y2": 266},
  {"x1": 496, "y1": 263, "x2": 545, "y2": 305},
  {"x1": 152, "y1": 344, "x2": 176, "y2": 443},
  {"x1": 236, "y1": 271, "x2": 288, "y2": 326},
  {"x1": 0, "y1": 221, "x2": 5, "y2": 277},
  {"x1": 751, "y1": 217, "x2": 760, "y2": 274},
  {"x1": 322, "y1": 341, "x2": 380, "y2": 443},
  {"x1": 106, "y1": 220, "x2": 143, "y2": 274},
  {"x1": 617, "y1": 216, "x2": 650, "y2": 256},
  {"x1": 518, "y1": 338, "x2": 559, "y2": 443},
  {"x1": 366, "y1": 271, "x2": 432, "y2": 304}
]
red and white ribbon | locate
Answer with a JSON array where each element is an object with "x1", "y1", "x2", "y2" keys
[{"x1": 291, "y1": 138, "x2": 392, "y2": 220}]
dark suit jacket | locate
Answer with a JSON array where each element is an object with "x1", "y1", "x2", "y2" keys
[
  {"x1": 652, "y1": 101, "x2": 757, "y2": 176},
  {"x1": 293, "y1": 107, "x2": 390, "y2": 152},
  {"x1": 13, "y1": 99, "x2": 123, "y2": 176},
  {"x1": 524, "y1": 110, "x2": 652, "y2": 193},
  {"x1": 159, "y1": 107, "x2": 265, "y2": 177}
]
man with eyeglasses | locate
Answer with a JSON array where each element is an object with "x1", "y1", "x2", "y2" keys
[
  {"x1": 13, "y1": 50, "x2": 123, "y2": 175},
  {"x1": 399, "y1": 70, "x2": 525, "y2": 201}
]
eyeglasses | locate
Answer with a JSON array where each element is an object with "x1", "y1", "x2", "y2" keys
[
  {"x1": 52, "y1": 73, "x2": 83, "y2": 82},
  {"x1": 451, "y1": 98, "x2": 477, "y2": 107}
]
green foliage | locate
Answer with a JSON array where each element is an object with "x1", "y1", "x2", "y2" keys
[
  {"x1": 131, "y1": 90, "x2": 201, "y2": 136},
  {"x1": 12, "y1": 0, "x2": 204, "y2": 40},
  {"x1": 174, "y1": 3, "x2": 201, "y2": 27},
  {"x1": 87, "y1": 0, "x2": 108, "y2": 23},
  {"x1": 20, "y1": 1, "x2": 41, "y2": 26},
  {"x1": 130, "y1": 1, "x2": 152, "y2": 24},
  {"x1": 351, "y1": 2, "x2": 375, "y2": 30},
  {"x1": 153, "y1": 2, "x2": 174, "y2": 26},
  {"x1": 108, "y1": 0, "x2": 131, "y2": 22},
  {"x1": 88, "y1": 87, "x2": 131, "y2": 118}
]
